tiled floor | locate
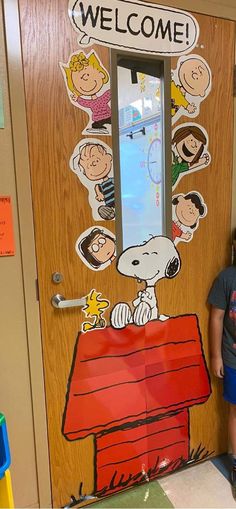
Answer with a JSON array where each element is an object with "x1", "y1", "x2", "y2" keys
[{"x1": 94, "y1": 455, "x2": 236, "y2": 508}]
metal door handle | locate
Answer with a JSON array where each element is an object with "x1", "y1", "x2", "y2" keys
[{"x1": 51, "y1": 294, "x2": 86, "y2": 309}]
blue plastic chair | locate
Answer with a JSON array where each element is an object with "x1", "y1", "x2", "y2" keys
[{"x1": 0, "y1": 415, "x2": 11, "y2": 480}]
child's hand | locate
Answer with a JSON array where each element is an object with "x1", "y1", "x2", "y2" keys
[{"x1": 211, "y1": 356, "x2": 224, "y2": 378}]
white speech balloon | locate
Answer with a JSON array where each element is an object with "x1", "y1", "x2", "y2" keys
[{"x1": 68, "y1": 0, "x2": 199, "y2": 56}]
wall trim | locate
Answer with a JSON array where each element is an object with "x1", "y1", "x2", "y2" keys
[
  {"x1": 151, "y1": 0, "x2": 236, "y2": 21},
  {"x1": 2, "y1": 0, "x2": 52, "y2": 507},
  {"x1": 232, "y1": 40, "x2": 236, "y2": 242}
]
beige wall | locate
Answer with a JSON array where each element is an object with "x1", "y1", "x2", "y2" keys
[
  {"x1": 0, "y1": 3, "x2": 39, "y2": 508},
  {"x1": 1, "y1": 0, "x2": 52, "y2": 507},
  {"x1": 0, "y1": 0, "x2": 235, "y2": 507},
  {"x1": 156, "y1": 0, "x2": 236, "y2": 19}
]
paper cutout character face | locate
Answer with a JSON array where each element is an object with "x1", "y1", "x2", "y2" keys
[
  {"x1": 79, "y1": 228, "x2": 116, "y2": 269},
  {"x1": 174, "y1": 194, "x2": 206, "y2": 228},
  {"x1": 72, "y1": 65, "x2": 105, "y2": 97},
  {"x1": 79, "y1": 144, "x2": 112, "y2": 181},
  {"x1": 64, "y1": 52, "x2": 109, "y2": 98},
  {"x1": 88, "y1": 232, "x2": 115, "y2": 264},
  {"x1": 118, "y1": 236, "x2": 180, "y2": 283},
  {"x1": 173, "y1": 126, "x2": 206, "y2": 164},
  {"x1": 178, "y1": 58, "x2": 211, "y2": 98},
  {"x1": 176, "y1": 134, "x2": 202, "y2": 163}
]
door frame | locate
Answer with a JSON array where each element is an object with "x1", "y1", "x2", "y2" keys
[
  {"x1": 3, "y1": 0, "x2": 236, "y2": 507},
  {"x1": 2, "y1": 1, "x2": 51, "y2": 507},
  {"x1": 110, "y1": 49, "x2": 172, "y2": 254}
]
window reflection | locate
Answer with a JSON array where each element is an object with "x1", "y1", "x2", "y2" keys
[{"x1": 117, "y1": 61, "x2": 164, "y2": 249}]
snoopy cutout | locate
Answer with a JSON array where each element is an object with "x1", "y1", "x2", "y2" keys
[{"x1": 110, "y1": 236, "x2": 181, "y2": 329}]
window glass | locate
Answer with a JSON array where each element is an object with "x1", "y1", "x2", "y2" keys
[{"x1": 117, "y1": 61, "x2": 164, "y2": 249}]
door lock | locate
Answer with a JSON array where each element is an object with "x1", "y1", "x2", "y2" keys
[{"x1": 52, "y1": 272, "x2": 63, "y2": 284}]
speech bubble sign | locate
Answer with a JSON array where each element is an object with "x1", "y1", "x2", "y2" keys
[{"x1": 68, "y1": 0, "x2": 199, "y2": 56}]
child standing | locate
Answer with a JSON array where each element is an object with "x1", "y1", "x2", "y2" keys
[{"x1": 208, "y1": 252, "x2": 236, "y2": 486}]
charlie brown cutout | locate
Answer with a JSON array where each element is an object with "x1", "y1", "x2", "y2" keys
[
  {"x1": 171, "y1": 54, "x2": 212, "y2": 124},
  {"x1": 76, "y1": 226, "x2": 116, "y2": 271},
  {"x1": 70, "y1": 139, "x2": 115, "y2": 221},
  {"x1": 172, "y1": 191, "x2": 207, "y2": 245},
  {"x1": 60, "y1": 50, "x2": 111, "y2": 135},
  {"x1": 172, "y1": 123, "x2": 211, "y2": 190}
]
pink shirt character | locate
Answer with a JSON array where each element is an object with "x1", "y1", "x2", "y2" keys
[{"x1": 77, "y1": 90, "x2": 111, "y2": 123}]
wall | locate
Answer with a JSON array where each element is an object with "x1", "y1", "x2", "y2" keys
[
  {"x1": 157, "y1": 0, "x2": 236, "y2": 19},
  {"x1": 0, "y1": 2, "x2": 39, "y2": 507}
]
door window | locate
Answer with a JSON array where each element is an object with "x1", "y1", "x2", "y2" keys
[{"x1": 112, "y1": 54, "x2": 171, "y2": 251}]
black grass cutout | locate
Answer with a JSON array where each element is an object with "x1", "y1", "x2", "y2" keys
[
  {"x1": 95, "y1": 444, "x2": 215, "y2": 499},
  {"x1": 62, "y1": 445, "x2": 214, "y2": 507}
]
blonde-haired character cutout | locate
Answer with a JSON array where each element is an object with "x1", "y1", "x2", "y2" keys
[{"x1": 61, "y1": 51, "x2": 111, "y2": 134}]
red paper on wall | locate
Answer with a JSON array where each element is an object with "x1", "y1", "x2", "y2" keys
[
  {"x1": 0, "y1": 196, "x2": 15, "y2": 256},
  {"x1": 63, "y1": 315, "x2": 211, "y2": 440}
]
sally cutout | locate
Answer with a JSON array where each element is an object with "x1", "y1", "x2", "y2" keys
[{"x1": 60, "y1": 50, "x2": 111, "y2": 135}]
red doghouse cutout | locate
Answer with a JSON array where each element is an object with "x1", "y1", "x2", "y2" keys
[{"x1": 62, "y1": 314, "x2": 211, "y2": 496}]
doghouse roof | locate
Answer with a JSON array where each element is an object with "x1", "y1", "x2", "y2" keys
[{"x1": 63, "y1": 314, "x2": 211, "y2": 440}]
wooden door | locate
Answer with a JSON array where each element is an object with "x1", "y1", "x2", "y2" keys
[{"x1": 18, "y1": 1, "x2": 234, "y2": 507}]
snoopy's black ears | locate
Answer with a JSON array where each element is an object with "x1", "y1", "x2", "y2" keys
[{"x1": 165, "y1": 256, "x2": 181, "y2": 278}]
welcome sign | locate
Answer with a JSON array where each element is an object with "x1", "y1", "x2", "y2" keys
[{"x1": 68, "y1": 0, "x2": 199, "y2": 56}]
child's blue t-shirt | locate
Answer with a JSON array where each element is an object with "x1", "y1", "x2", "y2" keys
[{"x1": 208, "y1": 265, "x2": 236, "y2": 369}]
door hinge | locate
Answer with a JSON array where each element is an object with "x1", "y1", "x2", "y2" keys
[
  {"x1": 35, "y1": 278, "x2": 39, "y2": 301},
  {"x1": 234, "y1": 65, "x2": 236, "y2": 96}
]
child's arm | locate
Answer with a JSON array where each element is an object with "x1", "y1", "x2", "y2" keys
[{"x1": 209, "y1": 305, "x2": 225, "y2": 378}]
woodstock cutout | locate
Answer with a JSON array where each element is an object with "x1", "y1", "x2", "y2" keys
[
  {"x1": 110, "y1": 236, "x2": 181, "y2": 329},
  {"x1": 81, "y1": 289, "x2": 110, "y2": 333}
]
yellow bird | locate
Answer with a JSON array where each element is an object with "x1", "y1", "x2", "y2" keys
[{"x1": 82, "y1": 289, "x2": 109, "y2": 333}]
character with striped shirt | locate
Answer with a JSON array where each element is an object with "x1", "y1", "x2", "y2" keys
[{"x1": 78, "y1": 142, "x2": 115, "y2": 220}]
